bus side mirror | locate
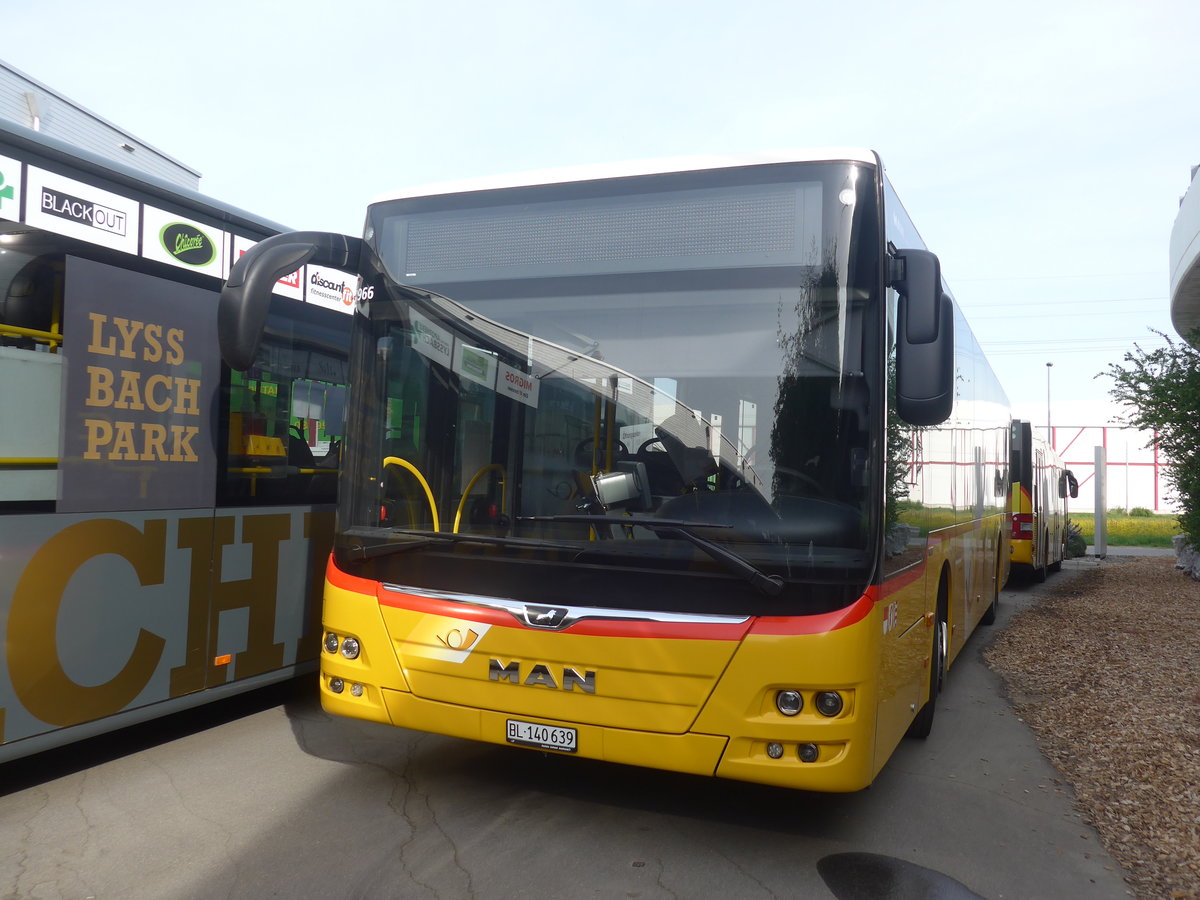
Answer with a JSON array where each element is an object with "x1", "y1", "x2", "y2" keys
[
  {"x1": 891, "y1": 248, "x2": 954, "y2": 427},
  {"x1": 218, "y1": 231, "x2": 363, "y2": 371},
  {"x1": 1060, "y1": 470, "x2": 1079, "y2": 499}
]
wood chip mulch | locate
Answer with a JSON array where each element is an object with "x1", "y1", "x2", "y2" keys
[{"x1": 985, "y1": 556, "x2": 1200, "y2": 900}]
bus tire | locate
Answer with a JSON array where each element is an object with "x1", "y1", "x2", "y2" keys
[{"x1": 907, "y1": 573, "x2": 949, "y2": 739}]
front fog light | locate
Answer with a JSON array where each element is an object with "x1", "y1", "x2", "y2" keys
[
  {"x1": 776, "y1": 690, "x2": 803, "y2": 716},
  {"x1": 340, "y1": 637, "x2": 361, "y2": 659},
  {"x1": 798, "y1": 743, "x2": 819, "y2": 763},
  {"x1": 815, "y1": 691, "x2": 844, "y2": 717},
  {"x1": 350, "y1": 683, "x2": 364, "y2": 697},
  {"x1": 766, "y1": 742, "x2": 784, "y2": 759},
  {"x1": 329, "y1": 677, "x2": 345, "y2": 694},
  {"x1": 324, "y1": 633, "x2": 339, "y2": 654}
]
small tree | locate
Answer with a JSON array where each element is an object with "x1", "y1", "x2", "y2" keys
[{"x1": 1104, "y1": 329, "x2": 1200, "y2": 545}]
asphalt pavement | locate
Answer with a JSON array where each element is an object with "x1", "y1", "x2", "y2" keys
[{"x1": 0, "y1": 563, "x2": 1137, "y2": 899}]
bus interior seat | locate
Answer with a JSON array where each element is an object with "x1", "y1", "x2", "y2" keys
[
  {"x1": 288, "y1": 430, "x2": 316, "y2": 468},
  {"x1": 633, "y1": 437, "x2": 687, "y2": 499},
  {"x1": 654, "y1": 418, "x2": 718, "y2": 490}
]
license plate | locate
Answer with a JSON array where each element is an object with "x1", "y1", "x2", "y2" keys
[{"x1": 506, "y1": 719, "x2": 577, "y2": 753}]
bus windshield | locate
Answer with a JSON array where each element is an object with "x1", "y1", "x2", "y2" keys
[{"x1": 338, "y1": 161, "x2": 882, "y2": 615}]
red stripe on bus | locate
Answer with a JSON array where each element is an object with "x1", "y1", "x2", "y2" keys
[
  {"x1": 377, "y1": 589, "x2": 518, "y2": 627},
  {"x1": 325, "y1": 556, "x2": 376, "y2": 594},
  {"x1": 748, "y1": 589, "x2": 876, "y2": 636}
]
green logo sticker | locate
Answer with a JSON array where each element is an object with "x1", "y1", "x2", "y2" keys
[
  {"x1": 0, "y1": 172, "x2": 15, "y2": 212},
  {"x1": 462, "y1": 347, "x2": 489, "y2": 380},
  {"x1": 160, "y1": 222, "x2": 216, "y2": 266}
]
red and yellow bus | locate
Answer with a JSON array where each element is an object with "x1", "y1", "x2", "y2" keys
[
  {"x1": 220, "y1": 152, "x2": 1011, "y2": 792},
  {"x1": 1009, "y1": 419, "x2": 1077, "y2": 581},
  {"x1": 0, "y1": 119, "x2": 352, "y2": 762}
]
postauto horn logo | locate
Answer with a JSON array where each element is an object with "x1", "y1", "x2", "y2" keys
[{"x1": 159, "y1": 222, "x2": 217, "y2": 267}]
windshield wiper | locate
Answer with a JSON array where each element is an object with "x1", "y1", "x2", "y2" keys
[
  {"x1": 517, "y1": 515, "x2": 785, "y2": 598},
  {"x1": 342, "y1": 529, "x2": 579, "y2": 561}
]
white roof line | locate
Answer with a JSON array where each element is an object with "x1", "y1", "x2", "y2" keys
[
  {"x1": 372, "y1": 148, "x2": 879, "y2": 204},
  {"x1": 0, "y1": 59, "x2": 202, "y2": 177}
]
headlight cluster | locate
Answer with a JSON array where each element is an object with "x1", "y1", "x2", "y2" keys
[
  {"x1": 328, "y1": 677, "x2": 364, "y2": 697},
  {"x1": 774, "y1": 689, "x2": 845, "y2": 718},
  {"x1": 324, "y1": 632, "x2": 361, "y2": 659},
  {"x1": 765, "y1": 741, "x2": 823, "y2": 763},
  {"x1": 324, "y1": 632, "x2": 365, "y2": 699},
  {"x1": 768, "y1": 689, "x2": 846, "y2": 765}
]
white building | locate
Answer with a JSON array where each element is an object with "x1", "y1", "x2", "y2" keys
[
  {"x1": 1048, "y1": 424, "x2": 1174, "y2": 517},
  {"x1": 1171, "y1": 164, "x2": 1200, "y2": 340},
  {"x1": 0, "y1": 59, "x2": 199, "y2": 190}
]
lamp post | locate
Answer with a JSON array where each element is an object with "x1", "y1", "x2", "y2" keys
[{"x1": 1046, "y1": 361, "x2": 1053, "y2": 446}]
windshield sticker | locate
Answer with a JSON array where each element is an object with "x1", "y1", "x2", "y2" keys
[
  {"x1": 408, "y1": 307, "x2": 454, "y2": 369},
  {"x1": 453, "y1": 340, "x2": 498, "y2": 389},
  {"x1": 498, "y1": 362, "x2": 540, "y2": 409}
]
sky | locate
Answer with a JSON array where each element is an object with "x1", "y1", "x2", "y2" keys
[{"x1": 5, "y1": 0, "x2": 1199, "y2": 431}]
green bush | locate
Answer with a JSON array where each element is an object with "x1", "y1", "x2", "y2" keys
[
  {"x1": 1105, "y1": 330, "x2": 1200, "y2": 546},
  {"x1": 1065, "y1": 520, "x2": 1087, "y2": 558},
  {"x1": 1129, "y1": 507, "x2": 1154, "y2": 517}
]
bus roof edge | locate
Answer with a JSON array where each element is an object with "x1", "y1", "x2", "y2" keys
[{"x1": 372, "y1": 148, "x2": 880, "y2": 205}]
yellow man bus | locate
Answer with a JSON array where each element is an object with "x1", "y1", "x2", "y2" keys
[
  {"x1": 0, "y1": 119, "x2": 352, "y2": 762},
  {"x1": 1009, "y1": 419, "x2": 1077, "y2": 581},
  {"x1": 219, "y1": 152, "x2": 1011, "y2": 791}
]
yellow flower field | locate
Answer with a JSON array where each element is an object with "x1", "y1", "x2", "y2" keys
[{"x1": 1070, "y1": 513, "x2": 1179, "y2": 548}]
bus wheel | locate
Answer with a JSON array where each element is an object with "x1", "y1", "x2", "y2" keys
[{"x1": 907, "y1": 580, "x2": 948, "y2": 739}]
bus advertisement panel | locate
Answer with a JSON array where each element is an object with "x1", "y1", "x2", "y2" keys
[{"x1": 0, "y1": 119, "x2": 354, "y2": 762}]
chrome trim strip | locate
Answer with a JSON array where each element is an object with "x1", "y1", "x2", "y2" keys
[{"x1": 381, "y1": 582, "x2": 750, "y2": 630}]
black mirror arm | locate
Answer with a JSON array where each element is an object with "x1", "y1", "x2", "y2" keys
[{"x1": 218, "y1": 232, "x2": 363, "y2": 371}]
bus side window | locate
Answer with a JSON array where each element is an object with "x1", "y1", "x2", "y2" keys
[
  {"x1": 221, "y1": 337, "x2": 348, "y2": 507},
  {"x1": 0, "y1": 254, "x2": 63, "y2": 510}
]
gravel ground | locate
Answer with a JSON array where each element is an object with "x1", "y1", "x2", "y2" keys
[{"x1": 985, "y1": 556, "x2": 1200, "y2": 900}]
